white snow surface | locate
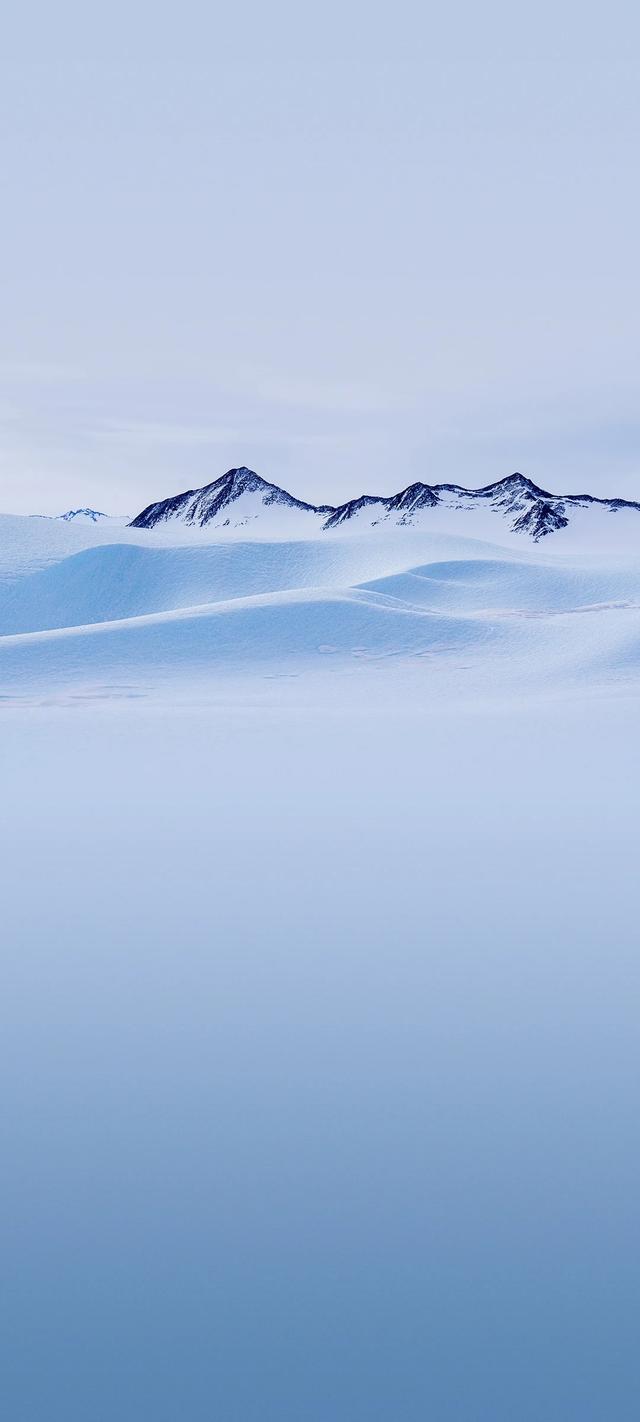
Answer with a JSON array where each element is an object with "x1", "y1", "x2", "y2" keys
[{"x1": 0, "y1": 508, "x2": 639, "y2": 703}]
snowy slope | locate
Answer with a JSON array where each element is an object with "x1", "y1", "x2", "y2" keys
[
  {"x1": 0, "y1": 529, "x2": 551, "y2": 634},
  {"x1": 0, "y1": 513, "x2": 132, "y2": 582}
]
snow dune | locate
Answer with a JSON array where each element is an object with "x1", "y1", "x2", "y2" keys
[
  {"x1": 1, "y1": 534, "x2": 502, "y2": 633},
  {"x1": 0, "y1": 512, "x2": 638, "y2": 701}
]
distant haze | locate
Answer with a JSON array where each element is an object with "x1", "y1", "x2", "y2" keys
[{"x1": 2, "y1": 1, "x2": 640, "y2": 514}]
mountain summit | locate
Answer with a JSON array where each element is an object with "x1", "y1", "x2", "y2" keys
[
  {"x1": 59, "y1": 508, "x2": 108, "y2": 523},
  {"x1": 129, "y1": 468, "x2": 640, "y2": 541},
  {"x1": 130, "y1": 467, "x2": 331, "y2": 530}
]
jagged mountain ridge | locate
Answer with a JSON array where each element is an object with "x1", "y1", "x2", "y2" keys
[
  {"x1": 59, "y1": 508, "x2": 109, "y2": 522},
  {"x1": 129, "y1": 467, "x2": 640, "y2": 541},
  {"x1": 131, "y1": 467, "x2": 334, "y2": 531}
]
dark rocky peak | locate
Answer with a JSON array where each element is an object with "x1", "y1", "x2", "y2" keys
[
  {"x1": 477, "y1": 473, "x2": 554, "y2": 504},
  {"x1": 386, "y1": 483, "x2": 440, "y2": 513},
  {"x1": 323, "y1": 495, "x2": 386, "y2": 530},
  {"x1": 59, "y1": 508, "x2": 108, "y2": 522},
  {"x1": 130, "y1": 468, "x2": 326, "y2": 529},
  {"x1": 512, "y1": 501, "x2": 570, "y2": 540}
]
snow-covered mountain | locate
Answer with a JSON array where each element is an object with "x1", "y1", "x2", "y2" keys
[
  {"x1": 130, "y1": 468, "x2": 640, "y2": 542},
  {"x1": 59, "y1": 508, "x2": 109, "y2": 522},
  {"x1": 130, "y1": 466, "x2": 333, "y2": 532}
]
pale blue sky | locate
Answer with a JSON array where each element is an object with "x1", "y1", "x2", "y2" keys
[{"x1": 2, "y1": 0, "x2": 639, "y2": 513}]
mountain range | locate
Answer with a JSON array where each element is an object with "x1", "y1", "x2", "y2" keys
[
  {"x1": 130, "y1": 467, "x2": 640, "y2": 541},
  {"x1": 59, "y1": 508, "x2": 109, "y2": 523}
]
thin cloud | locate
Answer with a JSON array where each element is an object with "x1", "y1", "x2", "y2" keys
[
  {"x1": 249, "y1": 373, "x2": 412, "y2": 416},
  {"x1": 0, "y1": 361, "x2": 86, "y2": 383},
  {"x1": 95, "y1": 421, "x2": 245, "y2": 448},
  {"x1": 93, "y1": 419, "x2": 345, "y2": 451}
]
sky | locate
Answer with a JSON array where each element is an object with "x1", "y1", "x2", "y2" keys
[{"x1": 1, "y1": 0, "x2": 640, "y2": 515}]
